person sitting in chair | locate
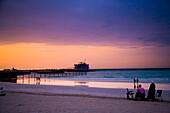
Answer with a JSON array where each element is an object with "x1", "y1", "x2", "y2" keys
[
  {"x1": 138, "y1": 84, "x2": 145, "y2": 100},
  {"x1": 135, "y1": 89, "x2": 141, "y2": 101},
  {"x1": 147, "y1": 81, "x2": 155, "y2": 100}
]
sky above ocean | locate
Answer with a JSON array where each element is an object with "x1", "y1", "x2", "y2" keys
[{"x1": 0, "y1": 0, "x2": 170, "y2": 69}]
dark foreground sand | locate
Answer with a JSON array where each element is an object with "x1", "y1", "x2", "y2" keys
[
  {"x1": 0, "y1": 91, "x2": 170, "y2": 113},
  {"x1": 0, "y1": 82, "x2": 170, "y2": 113}
]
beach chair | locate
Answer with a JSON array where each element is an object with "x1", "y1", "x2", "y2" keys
[
  {"x1": 156, "y1": 90, "x2": 163, "y2": 101},
  {"x1": 126, "y1": 88, "x2": 134, "y2": 100}
]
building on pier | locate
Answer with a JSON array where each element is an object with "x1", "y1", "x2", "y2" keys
[{"x1": 74, "y1": 62, "x2": 89, "y2": 70}]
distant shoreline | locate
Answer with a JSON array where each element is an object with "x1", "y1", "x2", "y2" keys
[
  {"x1": 93, "y1": 68, "x2": 170, "y2": 71},
  {"x1": 1, "y1": 68, "x2": 170, "y2": 71}
]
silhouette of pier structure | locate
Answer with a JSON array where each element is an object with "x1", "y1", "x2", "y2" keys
[
  {"x1": 0, "y1": 69, "x2": 94, "y2": 81},
  {"x1": 23, "y1": 69, "x2": 88, "y2": 78},
  {"x1": 17, "y1": 69, "x2": 91, "y2": 84}
]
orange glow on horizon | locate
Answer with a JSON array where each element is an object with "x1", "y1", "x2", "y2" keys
[{"x1": 0, "y1": 43, "x2": 170, "y2": 69}]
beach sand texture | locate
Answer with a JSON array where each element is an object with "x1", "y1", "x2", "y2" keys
[{"x1": 0, "y1": 82, "x2": 170, "y2": 113}]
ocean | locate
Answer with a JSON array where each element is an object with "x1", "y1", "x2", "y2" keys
[
  {"x1": 52, "y1": 69, "x2": 170, "y2": 83},
  {"x1": 17, "y1": 69, "x2": 170, "y2": 90}
]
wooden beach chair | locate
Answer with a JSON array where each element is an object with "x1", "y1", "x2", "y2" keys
[{"x1": 126, "y1": 88, "x2": 134, "y2": 100}]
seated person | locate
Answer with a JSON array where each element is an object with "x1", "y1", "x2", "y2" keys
[
  {"x1": 147, "y1": 81, "x2": 155, "y2": 100},
  {"x1": 0, "y1": 87, "x2": 6, "y2": 96},
  {"x1": 135, "y1": 89, "x2": 141, "y2": 101},
  {"x1": 138, "y1": 84, "x2": 145, "y2": 100}
]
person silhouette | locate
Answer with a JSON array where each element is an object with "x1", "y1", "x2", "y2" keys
[
  {"x1": 138, "y1": 84, "x2": 145, "y2": 100},
  {"x1": 134, "y1": 78, "x2": 136, "y2": 89},
  {"x1": 147, "y1": 81, "x2": 156, "y2": 100}
]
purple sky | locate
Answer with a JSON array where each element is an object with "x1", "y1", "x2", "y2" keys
[{"x1": 0, "y1": 0, "x2": 170, "y2": 48}]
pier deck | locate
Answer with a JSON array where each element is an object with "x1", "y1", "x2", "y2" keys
[{"x1": 0, "y1": 69, "x2": 94, "y2": 79}]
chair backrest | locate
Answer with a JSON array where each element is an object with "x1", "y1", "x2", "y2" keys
[{"x1": 156, "y1": 90, "x2": 162, "y2": 97}]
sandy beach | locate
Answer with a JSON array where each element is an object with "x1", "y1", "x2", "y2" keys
[{"x1": 0, "y1": 82, "x2": 170, "y2": 113}]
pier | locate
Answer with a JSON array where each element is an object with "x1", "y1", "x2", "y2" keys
[
  {"x1": 0, "y1": 61, "x2": 93, "y2": 81},
  {"x1": 0, "y1": 69, "x2": 94, "y2": 83}
]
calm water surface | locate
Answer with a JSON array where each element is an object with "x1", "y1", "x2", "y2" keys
[
  {"x1": 16, "y1": 69, "x2": 170, "y2": 90},
  {"x1": 51, "y1": 69, "x2": 170, "y2": 83}
]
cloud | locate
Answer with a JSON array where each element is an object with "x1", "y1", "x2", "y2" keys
[{"x1": 0, "y1": 0, "x2": 170, "y2": 48}]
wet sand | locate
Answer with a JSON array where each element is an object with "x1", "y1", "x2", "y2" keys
[
  {"x1": 0, "y1": 82, "x2": 170, "y2": 113},
  {"x1": 17, "y1": 77, "x2": 170, "y2": 90}
]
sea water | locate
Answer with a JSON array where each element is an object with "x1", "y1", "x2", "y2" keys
[{"x1": 52, "y1": 69, "x2": 170, "y2": 83}]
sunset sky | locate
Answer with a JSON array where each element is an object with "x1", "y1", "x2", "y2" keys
[{"x1": 0, "y1": 0, "x2": 170, "y2": 69}]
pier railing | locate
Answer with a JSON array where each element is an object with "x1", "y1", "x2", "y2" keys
[{"x1": 0, "y1": 69, "x2": 94, "y2": 79}]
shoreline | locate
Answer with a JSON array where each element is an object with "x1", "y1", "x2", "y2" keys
[
  {"x1": 16, "y1": 77, "x2": 170, "y2": 90},
  {"x1": 1, "y1": 82, "x2": 170, "y2": 101}
]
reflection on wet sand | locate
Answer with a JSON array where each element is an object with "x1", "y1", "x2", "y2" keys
[
  {"x1": 1, "y1": 75, "x2": 169, "y2": 90},
  {"x1": 15, "y1": 76, "x2": 170, "y2": 90},
  {"x1": 74, "y1": 81, "x2": 89, "y2": 87},
  {"x1": 17, "y1": 77, "x2": 89, "y2": 87},
  {"x1": 16, "y1": 77, "x2": 136, "y2": 89}
]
